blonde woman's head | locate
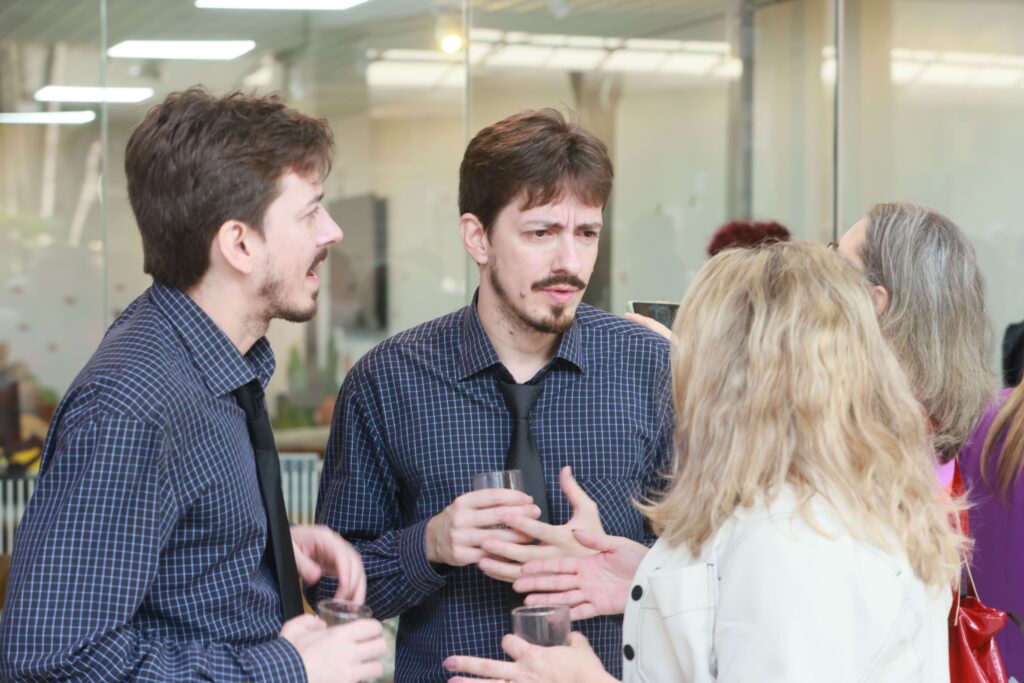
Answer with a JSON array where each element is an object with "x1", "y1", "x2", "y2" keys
[{"x1": 644, "y1": 240, "x2": 964, "y2": 587}]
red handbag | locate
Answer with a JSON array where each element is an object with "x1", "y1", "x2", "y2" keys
[
  {"x1": 949, "y1": 462, "x2": 1009, "y2": 683},
  {"x1": 949, "y1": 567, "x2": 1009, "y2": 683}
]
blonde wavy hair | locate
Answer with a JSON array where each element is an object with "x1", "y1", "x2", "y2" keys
[{"x1": 642, "y1": 241, "x2": 965, "y2": 588}]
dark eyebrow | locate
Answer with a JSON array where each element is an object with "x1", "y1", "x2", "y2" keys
[
  {"x1": 523, "y1": 220, "x2": 603, "y2": 230},
  {"x1": 301, "y1": 192, "x2": 325, "y2": 213}
]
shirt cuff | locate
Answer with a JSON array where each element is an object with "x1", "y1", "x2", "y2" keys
[
  {"x1": 242, "y1": 636, "x2": 308, "y2": 683},
  {"x1": 399, "y1": 517, "x2": 450, "y2": 596}
]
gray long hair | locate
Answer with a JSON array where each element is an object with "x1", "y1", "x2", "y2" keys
[{"x1": 860, "y1": 202, "x2": 996, "y2": 462}]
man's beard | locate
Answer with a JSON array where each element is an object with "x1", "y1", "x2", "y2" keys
[
  {"x1": 257, "y1": 249, "x2": 327, "y2": 324},
  {"x1": 258, "y1": 274, "x2": 318, "y2": 323},
  {"x1": 489, "y1": 263, "x2": 586, "y2": 335}
]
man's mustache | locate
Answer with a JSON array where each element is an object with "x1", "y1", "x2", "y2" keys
[
  {"x1": 309, "y1": 249, "x2": 328, "y2": 272},
  {"x1": 531, "y1": 274, "x2": 587, "y2": 291}
]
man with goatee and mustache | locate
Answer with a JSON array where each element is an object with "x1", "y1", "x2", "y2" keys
[
  {"x1": 0, "y1": 89, "x2": 387, "y2": 683},
  {"x1": 312, "y1": 109, "x2": 673, "y2": 681}
]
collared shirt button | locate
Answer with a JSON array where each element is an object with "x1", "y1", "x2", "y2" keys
[
  {"x1": 631, "y1": 585, "x2": 643, "y2": 601},
  {"x1": 623, "y1": 644, "x2": 635, "y2": 660}
]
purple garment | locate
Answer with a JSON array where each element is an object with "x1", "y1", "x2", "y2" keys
[{"x1": 959, "y1": 387, "x2": 1024, "y2": 678}]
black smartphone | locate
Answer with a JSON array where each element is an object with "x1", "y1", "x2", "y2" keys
[{"x1": 627, "y1": 301, "x2": 680, "y2": 329}]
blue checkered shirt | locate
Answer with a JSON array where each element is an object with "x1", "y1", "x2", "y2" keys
[
  {"x1": 310, "y1": 296, "x2": 673, "y2": 681},
  {"x1": 0, "y1": 283, "x2": 307, "y2": 682}
]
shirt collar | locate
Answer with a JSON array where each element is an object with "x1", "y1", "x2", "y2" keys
[
  {"x1": 150, "y1": 282, "x2": 276, "y2": 396},
  {"x1": 457, "y1": 289, "x2": 584, "y2": 381}
]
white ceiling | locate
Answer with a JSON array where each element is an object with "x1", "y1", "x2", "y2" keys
[
  {"x1": 0, "y1": 0, "x2": 751, "y2": 117},
  {"x1": 0, "y1": 0, "x2": 737, "y2": 45}
]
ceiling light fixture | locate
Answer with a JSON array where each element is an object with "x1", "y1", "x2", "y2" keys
[
  {"x1": 195, "y1": 0, "x2": 370, "y2": 9},
  {"x1": 34, "y1": 86, "x2": 154, "y2": 103},
  {"x1": 0, "y1": 111, "x2": 97, "y2": 124},
  {"x1": 440, "y1": 34, "x2": 463, "y2": 54},
  {"x1": 108, "y1": 40, "x2": 256, "y2": 60}
]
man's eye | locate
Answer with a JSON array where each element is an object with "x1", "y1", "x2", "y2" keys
[{"x1": 533, "y1": 229, "x2": 548, "y2": 238}]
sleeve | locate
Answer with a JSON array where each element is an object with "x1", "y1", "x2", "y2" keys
[
  {"x1": 0, "y1": 411, "x2": 307, "y2": 683},
  {"x1": 641, "y1": 360, "x2": 675, "y2": 547},
  {"x1": 711, "y1": 520, "x2": 902, "y2": 682},
  {"x1": 307, "y1": 373, "x2": 447, "y2": 619}
]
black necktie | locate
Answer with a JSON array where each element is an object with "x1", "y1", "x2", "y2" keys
[
  {"x1": 232, "y1": 380, "x2": 304, "y2": 620},
  {"x1": 497, "y1": 379, "x2": 550, "y2": 523}
]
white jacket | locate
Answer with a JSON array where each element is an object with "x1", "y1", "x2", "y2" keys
[{"x1": 621, "y1": 492, "x2": 951, "y2": 682}]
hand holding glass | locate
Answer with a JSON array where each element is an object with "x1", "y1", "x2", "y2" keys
[{"x1": 511, "y1": 605, "x2": 570, "y2": 646}]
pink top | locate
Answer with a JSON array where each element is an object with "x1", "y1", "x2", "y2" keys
[{"x1": 936, "y1": 458, "x2": 955, "y2": 490}]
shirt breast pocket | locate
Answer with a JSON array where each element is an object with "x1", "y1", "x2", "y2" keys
[
  {"x1": 575, "y1": 476, "x2": 646, "y2": 539},
  {"x1": 644, "y1": 563, "x2": 718, "y2": 682}
]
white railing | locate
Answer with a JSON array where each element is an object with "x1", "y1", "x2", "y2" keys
[
  {"x1": 280, "y1": 453, "x2": 324, "y2": 525},
  {"x1": 1, "y1": 476, "x2": 36, "y2": 556},
  {"x1": 0, "y1": 454, "x2": 323, "y2": 555}
]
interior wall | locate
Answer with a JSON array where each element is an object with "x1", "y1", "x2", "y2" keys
[
  {"x1": 610, "y1": 85, "x2": 730, "y2": 312},
  {"x1": 843, "y1": 0, "x2": 1024, "y2": 361}
]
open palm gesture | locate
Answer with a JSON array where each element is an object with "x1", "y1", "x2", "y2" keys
[{"x1": 512, "y1": 528, "x2": 649, "y2": 620}]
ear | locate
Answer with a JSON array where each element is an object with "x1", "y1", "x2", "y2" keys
[
  {"x1": 460, "y1": 213, "x2": 489, "y2": 266},
  {"x1": 212, "y1": 219, "x2": 261, "y2": 276},
  {"x1": 871, "y1": 284, "x2": 890, "y2": 317}
]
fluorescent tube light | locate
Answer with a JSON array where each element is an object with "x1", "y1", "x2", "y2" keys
[
  {"x1": 34, "y1": 86, "x2": 154, "y2": 103},
  {"x1": 485, "y1": 45, "x2": 553, "y2": 68},
  {"x1": 368, "y1": 61, "x2": 466, "y2": 89},
  {"x1": 529, "y1": 34, "x2": 569, "y2": 47},
  {"x1": 469, "y1": 28, "x2": 503, "y2": 43},
  {"x1": 366, "y1": 62, "x2": 455, "y2": 89},
  {"x1": 566, "y1": 35, "x2": 608, "y2": 49},
  {"x1": 196, "y1": 0, "x2": 370, "y2": 9},
  {"x1": 891, "y1": 60, "x2": 924, "y2": 84},
  {"x1": 625, "y1": 38, "x2": 686, "y2": 52},
  {"x1": 918, "y1": 64, "x2": 973, "y2": 86},
  {"x1": 0, "y1": 111, "x2": 97, "y2": 124},
  {"x1": 713, "y1": 59, "x2": 743, "y2": 79},
  {"x1": 973, "y1": 67, "x2": 1022, "y2": 87},
  {"x1": 380, "y1": 49, "x2": 457, "y2": 63},
  {"x1": 681, "y1": 41, "x2": 730, "y2": 55},
  {"x1": 660, "y1": 53, "x2": 721, "y2": 75},
  {"x1": 602, "y1": 50, "x2": 668, "y2": 72},
  {"x1": 546, "y1": 48, "x2": 607, "y2": 70},
  {"x1": 108, "y1": 40, "x2": 255, "y2": 60}
]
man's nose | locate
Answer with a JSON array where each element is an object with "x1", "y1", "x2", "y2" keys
[
  {"x1": 319, "y1": 211, "x2": 343, "y2": 245},
  {"x1": 551, "y1": 233, "x2": 580, "y2": 273}
]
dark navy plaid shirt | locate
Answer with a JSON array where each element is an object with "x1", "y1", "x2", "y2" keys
[
  {"x1": 311, "y1": 296, "x2": 673, "y2": 681},
  {"x1": 0, "y1": 283, "x2": 306, "y2": 682}
]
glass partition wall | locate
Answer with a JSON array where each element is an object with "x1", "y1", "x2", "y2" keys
[
  {"x1": 11, "y1": 0, "x2": 1023, "y2": 460},
  {"x1": 3, "y1": 1, "x2": 1022, "y2": 479},
  {"x1": 0, "y1": 0, "x2": 845, "y2": 447}
]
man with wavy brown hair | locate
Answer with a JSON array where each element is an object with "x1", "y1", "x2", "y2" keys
[
  {"x1": 313, "y1": 109, "x2": 673, "y2": 681},
  {"x1": 0, "y1": 88, "x2": 385, "y2": 683}
]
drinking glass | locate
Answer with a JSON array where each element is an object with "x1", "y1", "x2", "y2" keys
[
  {"x1": 511, "y1": 605, "x2": 570, "y2": 646},
  {"x1": 317, "y1": 599, "x2": 373, "y2": 626},
  {"x1": 472, "y1": 469, "x2": 525, "y2": 491}
]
